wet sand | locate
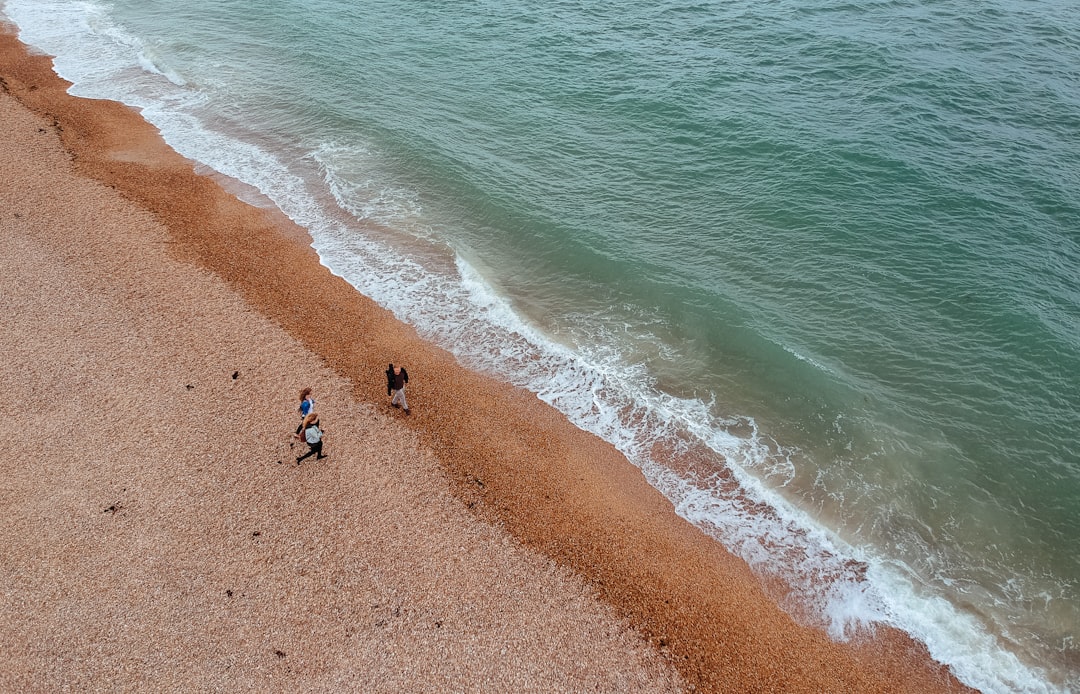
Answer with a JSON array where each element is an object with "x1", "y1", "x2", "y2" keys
[{"x1": 0, "y1": 27, "x2": 972, "y2": 693}]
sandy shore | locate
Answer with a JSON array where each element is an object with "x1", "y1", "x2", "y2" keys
[{"x1": 0, "y1": 26, "x2": 972, "y2": 693}]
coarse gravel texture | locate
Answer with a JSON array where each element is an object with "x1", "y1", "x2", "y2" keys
[{"x1": 0, "y1": 88, "x2": 684, "y2": 693}]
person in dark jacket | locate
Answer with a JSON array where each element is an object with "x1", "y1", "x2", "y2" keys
[{"x1": 386, "y1": 363, "x2": 410, "y2": 414}]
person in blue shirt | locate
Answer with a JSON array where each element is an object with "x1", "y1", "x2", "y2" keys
[{"x1": 294, "y1": 386, "x2": 316, "y2": 439}]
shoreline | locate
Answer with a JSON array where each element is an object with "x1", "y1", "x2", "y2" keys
[{"x1": 0, "y1": 25, "x2": 972, "y2": 693}]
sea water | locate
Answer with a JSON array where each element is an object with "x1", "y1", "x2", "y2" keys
[{"x1": 4, "y1": 0, "x2": 1078, "y2": 691}]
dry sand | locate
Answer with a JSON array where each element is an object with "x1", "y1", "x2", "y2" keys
[{"x1": 0, "y1": 27, "x2": 974, "y2": 693}]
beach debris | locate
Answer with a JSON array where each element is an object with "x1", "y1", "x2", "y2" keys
[
  {"x1": 231, "y1": 371, "x2": 239, "y2": 380},
  {"x1": 226, "y1": 589, "x2": 233, "y2": 598},
  {"x1": 185, "y1": 384, "x2": 194, "y2": 390},
  {"x1": 273, "y1": 649, "x2": 286, "y2": 659},
  {"x1": 103, "y1": 502, "x2": 123, "y2": 514},
  {"x1": 252, "y1": 531, "x2": 261, "y2": 538}
]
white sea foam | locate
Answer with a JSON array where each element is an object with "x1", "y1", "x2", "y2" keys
[
  {"x1": 135, "y1": 48, "x2": 186, "y2": 86},
  {"x1": 2, "y1": 2, "x2": 1066, "y2": 690}
]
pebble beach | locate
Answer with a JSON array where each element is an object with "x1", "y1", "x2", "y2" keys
[{"x1": 0, "y1": 27, "x2": 972, "y2": 693}]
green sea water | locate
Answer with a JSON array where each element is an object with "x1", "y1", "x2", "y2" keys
[{"x1": 6, "y1": 0, "x2": 1079, "y2": 690}]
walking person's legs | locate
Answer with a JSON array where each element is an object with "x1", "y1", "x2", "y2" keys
[
  {"x1": 296, "y1": 440, "x2": 323, "y2": 463},
  {"x1": 391, "y1": 387, "x2": 407, "y2": 411}
]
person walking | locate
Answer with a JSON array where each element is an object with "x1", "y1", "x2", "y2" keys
[
  {"x1": 294, "y1": 386, "x2": 316, "y2": 439},
  {"x1": 386, "y1": 363, "x2": 410, "y2": 414},
  {"x1": 296, "y1": 411, "x2": 327, "y2": 463}
]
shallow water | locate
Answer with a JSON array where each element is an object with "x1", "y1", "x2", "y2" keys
[{"x1": 6, "y1": 0, "x2": 1079, "y2": 690}]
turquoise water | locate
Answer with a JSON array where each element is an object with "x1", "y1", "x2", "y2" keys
[{"x1": 5, "y1": 0, "x2": 1079, "y2": 690}]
